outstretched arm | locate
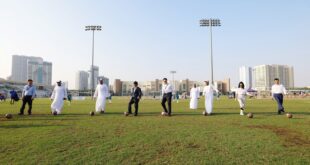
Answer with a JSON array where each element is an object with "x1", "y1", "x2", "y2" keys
[{"x1": 51, "y1": 88, "x2": 56, "y2": 100}]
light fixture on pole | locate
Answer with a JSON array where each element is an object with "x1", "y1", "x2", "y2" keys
[
  {"x1": 85, "y1": 25, "x2": 102, "y2": 96},
  {"x1": 200, "y1": 19, "x2": 221, "y2": 85}
]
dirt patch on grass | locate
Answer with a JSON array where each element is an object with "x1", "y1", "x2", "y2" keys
[
  {"x1": 114, "y1": 127, "x2": 125, "y2": 137},
  {"x1": 186, "y1": 142, "x2": 201, "y2": 149},
  {"x1": 247, "y1": 125, "x2": 310, "y2": 147}
]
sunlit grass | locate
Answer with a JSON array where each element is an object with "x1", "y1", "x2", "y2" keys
[{"x1": 0, "y1": 97, "x2": 309, "y2": 164}]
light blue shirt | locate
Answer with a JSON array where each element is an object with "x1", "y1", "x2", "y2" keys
[{"x1": 22, "y1": 85, "x2": 36, "y2": 98}]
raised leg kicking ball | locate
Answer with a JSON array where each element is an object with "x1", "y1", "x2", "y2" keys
[
  {"x1": 90, "y1": 111, "x2": 95, "y2": 116},
  {"x1": 5, "y1": 114, "x2": 13, "y2": 119},
  {"x1": 247, "y1": 112, "x2": 253, "y2": 118},
  {"x1": 286, "y1": 113, "x2": 293, "y2": 118}
]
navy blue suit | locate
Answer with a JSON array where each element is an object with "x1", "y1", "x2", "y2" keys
[{"x1": 128, "y1": 87, "x2": 143, "y2": 115}]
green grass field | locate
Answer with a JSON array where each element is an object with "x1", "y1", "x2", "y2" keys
[{"x1": 0, "y1": 97, "x2": 309, "y2": 165}]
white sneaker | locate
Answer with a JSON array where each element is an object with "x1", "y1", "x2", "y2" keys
[{"x1": 240, "y1": 110, "x2": 244, "y2": 116}]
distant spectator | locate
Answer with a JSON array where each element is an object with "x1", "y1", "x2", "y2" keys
[
  {"x1": 10, "y1": 90, "x2": 19, "y2": 104},
  {"x1": 67, "y1": 93, "x2": 72, "y2": 105},
  {"x1": 108, "y1": 94, "x2": 112, "y2": 103},
  {"x1": 0, "y1": 93, "x2": 6, "y2": 101},
  {"x1": 175, "y1": 91, "x2": 180, "y2": 103}
]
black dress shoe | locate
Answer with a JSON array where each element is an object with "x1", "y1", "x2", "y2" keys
[
  {"x1": 18, "y1": 113, "x2": 24, "y2": 115},
  {"x1": 100, "y1": 111, "x2": 105, "y2": 114}
]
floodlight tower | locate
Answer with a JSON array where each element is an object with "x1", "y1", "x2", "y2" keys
[
  {"x1": 200, "y1": 19, "x2": 221, "y2": 85},
  {"x1": 85, "y1": 25, "x2": 102, "y2": 96},
  {"x1": 170, "y1": 70, "x2": 176, "y2": 93}
]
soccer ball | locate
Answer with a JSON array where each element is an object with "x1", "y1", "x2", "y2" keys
[
  {"x1": 5, "y1": 114, "x2": 13, "y2": 119},
  {"x1": 161, "y1": 112, "x2": 168, "y2": 116},
  {"x1": 90, "y1": 111, "x2": 95, "y2": 116},
  {"x1": 286, "y1": 113, "x2": 293, "y2": 118},
  {"x1": 202, "y1": 111, "x2": 207, "y2": 116},
  {"x1": 247, "y1": 113, "x2": 253, "y2": 118},
  {"x1": 124, "y1": 112, "x2": 129, "y2": 116},
  {"x1": 53, "y1": 111, "x2": 58, "y2": 116}
]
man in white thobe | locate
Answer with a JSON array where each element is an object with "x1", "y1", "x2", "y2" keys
[
  {"x1": 51, "y1": 81, "x2": 68, "y2": 115},
  {"x1": 203, "y1": 81, "x2": 216, "y2": 115},
  {"x1": 190, "y1": 84, "x2": 200, "y2": 109},
  {"x1": 93, "y1": 79, "x2": 109, "y2": 113}
]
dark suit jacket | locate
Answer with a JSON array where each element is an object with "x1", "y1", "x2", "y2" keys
[{"x1": 131, "y1": 87, "x2": 143, "y2": 99}]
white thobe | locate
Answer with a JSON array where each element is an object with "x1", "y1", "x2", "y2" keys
[
  {"x1": 203, "y1": 85, "x2": 215, "y2": 114},
  {"x1": 236, "y1": 88, "x2": 247, "y2": 108},
  {"x1": 51, "y1": 85, "x2": 68, "y2": 114},
  {"x1": 190, "y1": 87, "x2": 200, "y2": 109},
  {"x1": 94, "y1": 84, "x2": 109, "y2": 112}
]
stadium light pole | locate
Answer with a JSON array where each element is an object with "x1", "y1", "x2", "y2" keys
[
  {"x1": 85, "y1": 25, "x2": 102, "y2": 97},
  {"x1": 170, "y1": 70, "x2": 176, "y2": 93},
  {"x1": 200, "y1": 19, "x2": 221, "y2": 85}
]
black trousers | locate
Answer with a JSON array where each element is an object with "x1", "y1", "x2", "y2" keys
[
  {"x1": 128, "y1": 97, "x2": 139, "y2": 114},
  {"x1": 20, "y1": 96, "x2": 33, "y2": 114},
  {"x1": 273, "y1": 93, "x2": 284, "y2": 111},
  {"x1": 161, "y1": 92, "x2": 172, "y2": 114},
  {"x1": 10, "y1": 98, "x2": 14, "y2": 104}
]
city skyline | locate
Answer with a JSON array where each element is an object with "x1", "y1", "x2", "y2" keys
[
  {"x1": 112, "y1": 78, "x2": 230, "y2": 96},
  {"x1": 0, "y1": 0, "x2": 309, "y2": 88}
]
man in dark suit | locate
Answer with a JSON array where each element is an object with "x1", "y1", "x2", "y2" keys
[{"x1": 128, "y1": 81, "x2": 143, "y2": 116}]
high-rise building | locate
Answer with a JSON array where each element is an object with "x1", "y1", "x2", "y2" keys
[
  {"x1": 113, "y1": 79, "x2": 122, "y2": 96},
  {"x1": 252, "y1": 64, "x2": 294, "y2": 91},
  {"x1": 88, "y1": 65, "x2": 99, "y2": 90},
  {"x1": 221, "y1": 78, "x2": 231, "y2": 93},
  {"x1": 239, "y1": 66, "x2": 252, "y2": 89},
  {"x1": 28, "y1": 61, "x2": 52, "y2": 85},
  {"x1": 75, "y1": 71, "x2": 89, "y2": 90},
  {"x1": 121, "y1": 81, "x2": 134, "y2": 96},
  {"x1": 10, "y1": 55, "x2": 52, "y2": 85},
  {"x1": 97, "y1": 76, "x2": 109, "y2": 87}
]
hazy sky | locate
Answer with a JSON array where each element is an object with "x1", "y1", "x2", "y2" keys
[{"x1": 0, "y1": 0, "x2": 309, "y2": 89}]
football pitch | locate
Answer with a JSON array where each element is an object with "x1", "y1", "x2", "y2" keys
[{"x1": 0, "y1": 97, "x2": 309, "y2": 165}]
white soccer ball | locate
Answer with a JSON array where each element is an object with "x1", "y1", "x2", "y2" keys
[
  {"x1": 124, "y1": 112, "x2": 129, "y2": 116},
  {"x1": 5, "y1": 114, "x2": 13, "y2": 119},
  {"x1": 247, "y1": 113, "x2": 253, "y2": 118},
  {"x1": 286, "y1": 113, "x2": 293, "y2": 118},
  {"x1": 161, "y1": 112, "x2": 167, "y2": 116},
  {"x1": 202, "y1": 111, "x2": 207, "y2": 116}
]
